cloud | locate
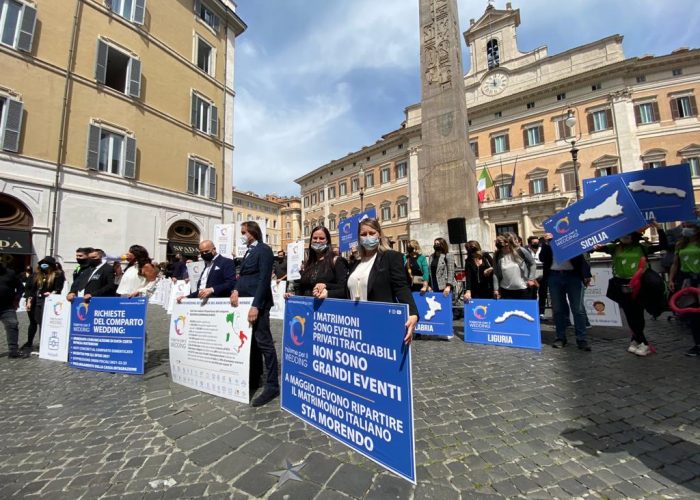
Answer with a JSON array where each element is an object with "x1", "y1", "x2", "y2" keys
[{"x1": 579, "y1": 191, "x2": 624, "y2": 222}]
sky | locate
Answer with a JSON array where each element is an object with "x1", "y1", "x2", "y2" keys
[{"x1": 232, "y1": 0, "x2": 700, "y2": 197}]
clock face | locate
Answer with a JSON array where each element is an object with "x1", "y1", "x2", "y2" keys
[{"x1": 481, "y1": 72, "x2": 508, "y2": 96}]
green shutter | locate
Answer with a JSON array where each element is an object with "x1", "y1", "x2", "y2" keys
[
  {"x1": 95, "y1": 40, "x2": 108, "y2": 84},
  {"x1": 124, "y1": 136, "x2": 137, "y2": 178},
  {"x1": 2, "y1": 99, "x2": 24, "y2": 152},
  {"x1": 187, "y1": 159, "x2": 196, "y2": 194},
  {"x1": 86, "y1": 125, "x2": 101, "y2": 170},
  {"x1": 133, "y1": 0, "x2": 146, "y2": 25},
  {"x1": 128, "y1": 58, "x2": 141, "y2": 98},
  {"x1": 17, "y1": 5, "x2": 36, "y2": 52},
  {"x1": 208, "y1": 166, "x2": 216, "y2": 199}
]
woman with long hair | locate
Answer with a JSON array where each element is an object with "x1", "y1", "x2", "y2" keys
[
  {"x1": 346, "y1": 218, "x2": 418, "y2": 344},
  {"x1": 428, "y1": 237, "x2": 456, "y2": 297},
  {"x1": 463, "y1": 243, "x2": 495, "y2": 301},
  {"x1": 492, "y1": 232, "x2": 536, "y2": 300},
  {"x1": 403, "y1": 239, "x2": 429, "y2": 293},
  {"x1": 23, "y1": 256, "x2": 65, "y2": 353},
  {"x1": 116, "y1": 244, "x2": 158, "y2": 298},
  {"x1": 289, "y1": 226, "x2": 348, "y2": 299}
]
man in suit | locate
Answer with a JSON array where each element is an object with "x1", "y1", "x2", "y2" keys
[
  {"x1": 67, "y1": 249, "x2": 117, "y2": 302},
  {"x1": 177, "y1": 240, "x2": 236, "y2": 302},
  {"x1": 230, "y1": 221, "x2": 278, "y2": 407}
]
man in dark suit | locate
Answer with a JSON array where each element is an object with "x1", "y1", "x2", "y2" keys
[
  {"x1": 230, "y1": 221, "x2": 278, "y2": 407},
  {"x1": 177, "y1": 240, "x2": 236, "y2": 302},
  {"x1": 67, "y1": 249, "x2": 117, "y2": 302}
]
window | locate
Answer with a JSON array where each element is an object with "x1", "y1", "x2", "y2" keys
[
  {"x1": 87, "y1": 124, "x2": 137, "y2": 178},
  {"x1": 561, "y1": 170, "x2": 576, "y2": 192},
  {"x1": 236, "y1": 213, "x2": 242, "y2": 222},
  {"x1": 557, "y1": 93, "x2": 566, "y2": 101},
  {"x1": 351, "y1": 177, "x2": 359, "y2": 192},
  {"x1": 328, "y1": 217, "x2": 336, "y2": 231},
  {"x1": 556, "y1": 118, "x2": 575, "y2": 140},
  {"x1": 95, "y1": 40, "x2": 141, "y2": 98},
  {"x1": 523, "y1": 124, "x2": 544, "y2": 147},
  {"x1": 490, "y1": 133, "x2": 509, "y2": 154},
  {"x1": 191, "y1": 92, "x2": 218, "y2": 136},
  {"x1": 196, "y1": 36, "x2": 214, "y2": 76},
  {"x1": 595, "y1": 166, "x2": 618, "y2": 177},
  {"x1": 381, "y1": 206, "x2": 391, "y2": 221},
  {"x1": 643, "y1": 161, "x2": 666, "y2": 170},
  {"x1": 529, "y1": 178, "x2": 548, "y2": 194},
  {"x1": 672, "y1": 68, "x2": 683, "y2": 76},
  {"x1": 339, "y1": 182, "x2": 347, "y2": 196},
  {"x1": 319, "y1": 190, "x2": 324, "y2": 202},
  {"x1": 494, "y1": 111, "x2": 502, "y2": 118},
  {"x1": 304, "y1": 224, "x2": 309, "y2": 237},
  {"x1": 380, "y1": 168, "x2": 390, "y2": 184},
  {"x1": 634, "y1": 101, "x2": 659, "y2": 125},
  {"x1": 108, "y1": 0, "x2": 146, "y2": 24},
  {"x1": 365, "y1": 172, "x2": 374, "y2": 188},
  {"x1": 687, "y1": 157, "x2": 700, "y2": 177},
  {"x1": 351, "y1": 207, "x2": 360, "y2": 216},
  {"x1": 495, "y1": 184, "x2": 511, "y2": 199},
  {"x1": 396, "y1": 197, "x2": 408, "y2": 218},
  {"x1": 395, "y1": 161, "x2": 407, "y2": 179},
  {"x1": 318, "y1": 217, "x2": 324, "y2": 227},
  {"x1": 588, "y1": 109, "x2": 613, "y2": 132},
  {"x1": 194, "y1": 0, "x2": 219, "y2": 32},
  {"x1": 0, "y1": 0, "x2": 35, "y2": 51},
  {"x1": 0, "y1": 95, "x2": 23, "y2": 152},
  {"x1": 591, "y1": 82, "x2": 601, "y2": 91},
  {"x1": 486, "y1": 39, "x2": 499, "y2": 69},
  {"x1": 526, "y1": 102, "x2": 535, "y2": 109},
  {"x1": 311, "y1": 193, "x2": 317, "y2": 205},
  {"x1": 328, "y1": 186, "x2": 336, "y2": 199},
  {"x1": 636, "y1": 75, "x2": 646, "y2": 83},
  {"x1": 671, "y1": 95, "x2": 697, "y2": 119},
  {"x1": 469, "y1": 140, "x2": 479, "y2": 158}
]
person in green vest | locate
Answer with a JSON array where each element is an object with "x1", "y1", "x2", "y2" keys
[
  {"x1": 669, "y1": 219, "x2": 700, "y2": 356},
  {"x1": 595, "y1": 223, "x2": 667, "y2": 357}
]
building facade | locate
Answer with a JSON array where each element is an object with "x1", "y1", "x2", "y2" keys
[
  {"x1": 297, "y1": 2, "x2": 700, "y2": 252},
  {"x1": 231, "y1": 189, "x2": 284, "y2": 252},
  {"x1": 0, "y1": 0, "x2": 245, "y2": 272},
  {"x1": 267, "y1": 195, "x2": 302, "y2": 251}
]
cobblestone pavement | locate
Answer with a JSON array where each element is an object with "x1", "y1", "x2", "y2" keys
[{"x1": 0, "y1": 305, "x2": 699, "y2": 499}]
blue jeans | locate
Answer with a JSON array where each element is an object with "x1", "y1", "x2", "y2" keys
[
  {"x1": 548, "y1": 271, "x2": 587, "y2": 344},
  {"x1": 0, "y1": 308, "x2": 20, "y2": 353}
]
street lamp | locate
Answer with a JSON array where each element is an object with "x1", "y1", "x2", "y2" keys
[
  {"x1": 565, "y1": 109, "x2": 581, "y2": 201},
  {"x1": 358, "y1": 165, "x2": 365, "y2": 211}
]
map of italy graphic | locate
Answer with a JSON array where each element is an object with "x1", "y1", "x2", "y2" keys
[{"x1": 226, "y1": 312, "x2": 247, "y2": 352}]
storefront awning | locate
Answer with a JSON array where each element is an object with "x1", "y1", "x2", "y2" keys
[
  {"x1": 167, "y1": 241, "x2": 200, "y2": 257},
  {"x1": 0, "y1": 229, "x2": 32, "y2": 255}
]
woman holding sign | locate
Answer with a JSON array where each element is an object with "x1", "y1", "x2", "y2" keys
[
  {"x1": 288, "y1": 226, "x2": 348, "y2": 299},
  {"x1": 23, "y1": 256, "x2": 65, "y2": 354},
  {"x1": 346, "y1": 218, "x2": 418, "y2": 344}
]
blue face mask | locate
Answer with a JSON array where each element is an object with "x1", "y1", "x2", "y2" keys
[
  {"x1": 360, "y1": 236, "x2": 380, "y2": 250},
  {"x1": 40, "y1": 264, "x2": 49, "y2": 271}
]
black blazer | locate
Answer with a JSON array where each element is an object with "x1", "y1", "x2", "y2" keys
[
  {"x1": 69, "y1": 263, "x2": 116, "y2": 297},
  {"x1": 188, "y1": 255, "x2": 236, "y2": 298},
  {"x1": 540, "y1": 244, "x2": 592, "y2": 282},
  {"x1": 348, "y1": 250, "x2": 419, "y2": 318},
  {"x1": 235, "y1": 242, "x2": 274, "y2": 309}
]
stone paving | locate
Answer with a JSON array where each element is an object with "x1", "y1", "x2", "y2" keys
[{"x1": 0, "y1": 305, "x2": 699, "y2": 499}]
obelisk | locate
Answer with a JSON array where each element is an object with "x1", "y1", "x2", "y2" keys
[{"x1": 411, "y1": 0, "x2": 485, "y2": 250}]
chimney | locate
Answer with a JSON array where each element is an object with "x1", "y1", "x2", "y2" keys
[{"x1": 506, "y1": 2, "x2": 512, "y2": 9}]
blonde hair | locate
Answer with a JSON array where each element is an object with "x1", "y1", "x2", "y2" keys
[
  {"x1": 408, "y1": 239, "x2": 422, "y2": 254},
  {"x1": 358, "y1": 218, "x2": 391, "y2": 257}
]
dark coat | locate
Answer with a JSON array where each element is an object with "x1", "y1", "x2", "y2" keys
[
  {"x1": 235, "y1": 242, "x2": 274, "y2": 309},
  {"x1": 348, "y1": 249, "x2": 419, "y2": 318},
  {"x1": 70, "y1": 263, "x2": 116, "y2": 297},
  {"x1": 188, "y1": 255, "x2": 236, "y2": 298},
  {"x1": 26, "y1": 272, "x2": 66, "y2": 307},
  {"x1": 540, "y1": 243, "x2": 592, "y2": 282},
  {"x1": 0, "y1": 265, "x2": 23, "y2": 310}
]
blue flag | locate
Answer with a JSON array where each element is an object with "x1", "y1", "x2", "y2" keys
[{"x1": 338, "y1": 209, "x2": 377, "y2": 253}]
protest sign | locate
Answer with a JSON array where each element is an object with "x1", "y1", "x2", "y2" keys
[
  {"x1": 68, "y1": 297, "x2": 147, "y2": 374},
  {"x1": 544, "y1": 177, "x2": 647, "y2": 263},
  {"x1": 582, "y1": 163, "x2": 695, "y2": 223},
  {"x1": 338, "y1": 209, "x2": 377, "y2": 253},
  {"x1": 281, "y1": 297, "x2": 416, "y2": 483},
  {"x1": 577, "y1": 266, "x2": 622, "y2": 327},
  {"x1": 464, "y1": 298, "x2": 541, "y2": 350},
  {"x1": 39, "y1": 294, "x2": 70, "y2": 362},
  {"x1": 214, "y1": 224, "x2": 236, "y2": 258},
  {"x1": 167, "y1": 280, "x2": 190, "y2": 315},
  {"x1": 169, "y1": 298, "x2": 253, "y2": 404},
  {"x1": 270, "y1": 280, "x2": 286, "y2": 320},
  {"x1": 286, "y1": 240, "x2": 304, "y2": 281},
  {"x1": 412, "y1": 292, "x2": 453, "y2": 337},
  {"x1": 186, "y1": 261, "x2": 205, "y2": 294}
]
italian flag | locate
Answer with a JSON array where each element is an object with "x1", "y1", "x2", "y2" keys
[{"x1": 477, "y1": 168, "x2": 493, "y2": 202}]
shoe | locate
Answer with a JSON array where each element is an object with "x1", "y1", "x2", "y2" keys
[
  {"x1": 577, "y1": 342, "x2": 592, "y2": 352},
  {"x1": 628, "y1": 341, "x2": 639, "y2": 353},
  {"x1": 685, "y1": 345, "x2": 700, "y2": 357},
  {"x1": 552, "y1": 339, "x2": 567, "y2": 349},
  {"x1": 251, "y1": 387, "x2": 280, "y2": 407},
  {"x1": 20, "y1": 342, "x2": 31, "y2": 351},
  {"x1": 8, "y1": 350, "x2": 28, "y2": 359},
  {"x1": 634, "y1": 344, "x2": 651, "y2": 356}
]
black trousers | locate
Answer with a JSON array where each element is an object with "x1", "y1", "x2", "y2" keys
[
  {"x1": 26, "y1": 304, "x2": 44, "y2": 346},
  {"x1": 538, "y1": 275, "x2": 549, "y2": 314},
  {"x1": 499, "y1": 288, "x2": 530, "y2": 300},
  {"x1": 249, "y1": 306, "x2": 279, "y2": 390},
  {"x1": 620, "y1": 299, "x2": 647, "y2": 344}
]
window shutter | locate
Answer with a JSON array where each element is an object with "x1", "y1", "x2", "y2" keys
[
  {"x1": 208, "y1": 166, "x2": 216, "y2": 199},
  {"x1": 490, "y1": 136, "x2": 496, "y2": 155},
  {"x1": 670, "y1": 99, "x2": 679, "y2": 119},
  {"x1": 587, "y1": 112, "x2": 595, "y2": 133},
  {"x1": 651, "y1": 101, "x2": 660, "y2": 122},
  {"x1": 689, "y1": 95, "x2": 698, "y2": 117},
  {"x1": 212, "y1": 14, "x2": 220, "y2": 33},
  {"x1": 194, "y1": 0, "x2": 201, "y2": 14},
  {"x1": 17, "y1": 5, "x2": 37, "y2": 52},
  {"x1": 633, "y1": 105, "x2": 642, "y2": 125},
  {"x1": 124, "y1": 136, "x2": 137, "y2": 178},
  {"x1": 191, "y1": 94, "x2": 198, "y2": 127},
  {"x1": 605, "y1": 109, "x2": 613, "y2": 130},
  {"x1": 538, "y1": 125, "x2": 544, "y2": 144},
  {"x1": 187, "y1": 159, "x2": 196, "y2": 194},
  {"x1": 557, "y1": 120, "x2": 565, "y2": 140},
  {"x1": 95, "y1": 40, "x2": 108, "y2": 84},
  {"x1": 504, "y1": 134, "x2": 510, "y2": 152},
  {"x1": 133, "y1": 0, "x2": 146, "y2": 25},
  {"x1": 86, "y1": 124, "x2": 101, "y2": 170},
  {"x1": 522, "y1": 129, "x2": 528, "y2": 147},
  {"x1": 2, "y1": 99, "x2": 24, "y2": 152},
  {"x1": 543, "y1": 178, "x2": 549, "y2": 192},
  {"x1": 128, "y1": 58, "x2": 141, "y2": 98},
  {"x1": 209, "y1": 104, "x2": 218, "y2": 136}
]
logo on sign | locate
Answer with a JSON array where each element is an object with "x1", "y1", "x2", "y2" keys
[
  {"x1": 342, "y1": 222, "x2": 351, "y2": 234},
  {"x1": 48, "y1": 332, "x2": 60, "y2": 350},
  {"x1": 289, "y1": 315, "x2": 306, "y2": 346},
  {"x1": 53, "y1": 301, "x2": 63, "y2": 316},
  {"x1": 76, "y1": 302, "x2": 89, "y2": 321},
  {"x1": 554, "y1": 216, "x2": 570, "y2": 234},
  {"x1": 174, "y1": 315, "x2": 187, "y2": 336},
  {"x1": 472, "y1": 305, "x2": 488, "y2": 320}
]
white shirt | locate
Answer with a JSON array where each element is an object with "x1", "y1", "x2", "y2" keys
[
  {"x1": 347, "y1": 254, "x2": 377, "y2": 301},
  {"x1": 116, "y1": 265, "x2": 146, "y2": 295},
  {"x1": 198, "y1": 254, "x2": 220, "y2": 291}
]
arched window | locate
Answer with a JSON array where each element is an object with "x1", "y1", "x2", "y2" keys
[{"x1": 487, "y1": 39, "x2": 500, "y2": 70}]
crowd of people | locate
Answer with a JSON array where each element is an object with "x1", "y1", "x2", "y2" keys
[{"x1": 1, "y1": 217, "x2": 699, "y2": 406}]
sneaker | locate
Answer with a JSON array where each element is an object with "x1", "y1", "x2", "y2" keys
[
  {"x1": 685, "y1": 345, "x2": 700, "y2": 357},
  {"x1": 577, "y1": 342, "x2": 592, "y2": 352},
  {"x1": 634, "y1": 344, "x2": 651, "y2": 356},
  {"x1": 552, "y1": 339, "x2": 567, "y2": 349},
  {"x1": 628, "y1": 341, "x2": 639, "y2": 353},
  {"x1": 251, "y1": 387, "x2": 280, "y2": 407}
]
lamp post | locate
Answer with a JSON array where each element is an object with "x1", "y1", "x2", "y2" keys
[
  {"x1": 565, "y1": 109, "x2": 581, "y2": 201},
  {"x1": 358, "y1": 165, "x2": 365, "y2": 212}
]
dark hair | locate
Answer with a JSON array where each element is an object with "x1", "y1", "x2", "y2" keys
[
  {"x1": 76, "y1": 247, "x2": 94, "y2": 254},
  {"x1": 527, "y1": 236, "x2": 539, "y2": 245},
  {"x1": 466, "y1": 240, "x2": 482, "y2": 252},
  {"x1": 242, "y1": 221, "x2": 263, "y2": 242},
  {"x1": 433, "y1": 237, "x2": 449, "y2": 254},
  {"x1": 302, "y1": 226, "x2": 334, "y2": 281},
  {"x1": 127, "y1": 245, "x2": 152, "y2": 272},
  {"x1": 593, "y1": 301, "x2": 605, "y2": 308},
  {"x1": 91, "y1": 248, "x2": 106, "y2": 258}
]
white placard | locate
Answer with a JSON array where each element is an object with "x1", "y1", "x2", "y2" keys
[
  {"x1": 583, "y1": 267, "x2": 622, "y2": 327},
  {"x1": 150, "y1": 278, "x2": 167, "y2": 306},
  {"x1": 167, "y1": 280, "x2": 190, "y2": 315},
  {"x1": 235, "y1": 220, "x2": 267, "y2": 258},
  {"x1": 169, "y1": 298, "x2": 252, "y2": 404},
  {"x1": 269, "y1": 280, "x2": 286, "y2": 320},
  {"x1": 214, "y1": 224, "x2": 236, "y2": 258},
  {"x1": 286, "y1": 240, "x2": 304, "y2": 281},
  {"x1": 161, "y1": 279, "x2": 172, "y2": 310},
  {"x1": 186, "y1": 261, "x2": 205, "y2": 294},
  {"x1": 39, "y1": 294, "x2": 70, "y2": 362}
]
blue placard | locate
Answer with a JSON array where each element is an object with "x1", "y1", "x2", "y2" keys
[
  {"x1": 281, "y1": 297, "x2": 415, "y2": 483},
  {"x1": 464, "y1": 299, "x2": 541, "y2": 350},
  {"x1": 68, "y1": 297, "x2": 147, "y2": 375},
  {"x1": 543, "y1": 176, "x2": 647, "y2": 262},
  {"x1": 338, "y1": 209, "x2": 377, "y2": 253},
  {"x1": 582, "y1": 163, "x2": 695, "y2": 223},
  {"x1": 412, "y1": 292, "x2": 454, "y2": 337}
]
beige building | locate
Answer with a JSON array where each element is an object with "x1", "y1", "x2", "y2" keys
[
  {"x1": 0, "y1": 0, "x2": 245, "y2": 271},
  {"x1": 267, "y1": 195, "x2": 302, "y2": 251},
  {"x1": 231, "y1": 189, "x2": 284, "y2": 252},
  {"x1": 297, "y1": 3, "x2": 700, "y2": 252}
]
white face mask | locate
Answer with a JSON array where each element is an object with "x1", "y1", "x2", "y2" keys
[{"x1": 240, "y1": 235, "x2": 249, "y2": 245}]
